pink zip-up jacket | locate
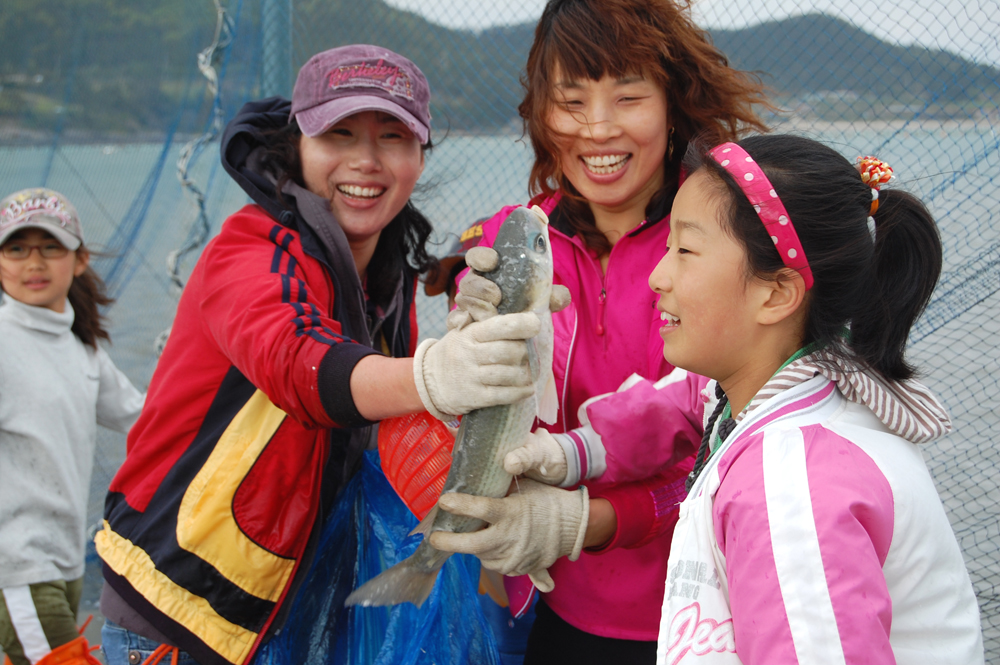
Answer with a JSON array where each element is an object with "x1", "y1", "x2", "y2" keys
[
  {"x1": 657, "y1": 353, "x2": 983, "y2": 664},
  {"x1": 475, "y1": 193, "x2": 705, "y2": 640}
]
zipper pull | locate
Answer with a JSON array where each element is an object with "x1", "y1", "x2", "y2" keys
[{"x1": 596, "y1": 288, "x2": 606, "y2": 336}]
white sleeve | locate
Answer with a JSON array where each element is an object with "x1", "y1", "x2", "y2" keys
[{"x1": 94, "y1": 346, "x2": 146, "y2": 433}]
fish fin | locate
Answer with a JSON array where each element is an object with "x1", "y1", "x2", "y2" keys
[
  {"x1": 527, "y1": 337, "x2": 541, "y2": 383},
  {"x1": 344, "y1": 545, "x2": 447, "y2": 608},
  {"x1": 537, "y1": 372, "x2": 558, "y2": 425},
  {"x1": 408, "y1": 506, "x2": 439, "y2": 537}
]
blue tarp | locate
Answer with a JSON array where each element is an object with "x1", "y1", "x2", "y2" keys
[{"x1": 254, "y1": 449, "x2": 502, "y2": 665}]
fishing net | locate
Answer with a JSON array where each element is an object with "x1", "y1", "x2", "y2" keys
[{"x1": 0, "y1": 0, "x2": 997, "y2": 661}]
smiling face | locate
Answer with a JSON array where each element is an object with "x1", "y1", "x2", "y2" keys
[
  {"x1": 650, "y1": 168, "x2": 812, "y2": 412},
  {"x1": 0, "y1": 228, "x2": 88, "y2": 313},
  {"x1": 546, "y1": 71, "x2": 669, "y2": 220},
  {"x1": 299, "y1": 110, "x2": 424, "y2": 269},
  {"x1": 648, "y1": 169, "x2": 761, "y2": 382}
]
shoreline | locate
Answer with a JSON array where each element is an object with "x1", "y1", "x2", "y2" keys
[
  {"x1": 1, "y1": 117, "x2": 996, "y2": 148},
  {"x1": 770, "y1": 116, "x2": 999, "y2": 133}
]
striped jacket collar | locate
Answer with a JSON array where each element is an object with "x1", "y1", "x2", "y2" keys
[{"x1": 738, "y1": 349, "x2": 951, "y2": 444}]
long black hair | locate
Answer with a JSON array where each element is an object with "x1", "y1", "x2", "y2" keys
[
  {"x1": 259, "y1": 120, "x2": 438, "y2": 306},
  {"x1": 689, "y1": 134, "x2": 942, "y2": 382}
]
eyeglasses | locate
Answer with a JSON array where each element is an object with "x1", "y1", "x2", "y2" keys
[{"x1": 0, "y1": 241, "x2": 70, "y2": 260}]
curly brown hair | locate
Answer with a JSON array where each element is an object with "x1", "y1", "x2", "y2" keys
[{"x1": 520, "y1": 0, "x2": 772, "y2": 252}]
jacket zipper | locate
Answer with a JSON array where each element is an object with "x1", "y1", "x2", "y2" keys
[
  {"x1": 561, "y1": 310, "x2": 579, "y2": 432},
  {"x1": 595, "y1": 219, "x2": 647, "y2": 340}
]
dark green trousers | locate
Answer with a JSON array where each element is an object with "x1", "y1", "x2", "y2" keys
[{"x1": 0, "y1": 578, "x2": 83, "y2": 665}]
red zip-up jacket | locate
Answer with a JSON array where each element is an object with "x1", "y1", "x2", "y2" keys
[{"x1": 96, "y1": 96, "x2": 419, "y2": 665}]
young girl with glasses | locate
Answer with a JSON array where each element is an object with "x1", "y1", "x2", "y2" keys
[{"x1": 0, "y1": 188, "x2": 145, "y2": 665}]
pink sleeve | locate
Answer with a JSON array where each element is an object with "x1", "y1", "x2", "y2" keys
[
  {"x1": 588, "y1": 459, "x2": 692, "y2": 551},
  {"x1": 586, "y1": 372, "x2": 708, "y2": 484},
  {"x1": 714, "y1": 425, "x2": 895, "y2": 664}
]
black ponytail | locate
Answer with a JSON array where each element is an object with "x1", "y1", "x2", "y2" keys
[
  {"x1": 850, "y1": 189, "x2": 941, "y2": 380},
  {"x1": 689, "y1": 134, "x2": 942, "y2": 383}
]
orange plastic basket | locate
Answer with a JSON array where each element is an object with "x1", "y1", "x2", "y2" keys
[{"x1": 377, "y1": 411, "x2": 456, "y2": 520}]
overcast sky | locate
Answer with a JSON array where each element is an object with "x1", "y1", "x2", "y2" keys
[{"x1": 384, "y1": 0, "x2": 1000, "y2": 68}]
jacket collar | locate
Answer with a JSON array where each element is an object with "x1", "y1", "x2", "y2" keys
[
  {"x1": 0, "y1": 293, "x2": 74, "y2": 336},
  {"x1": 220, "y1": 96, "x2": 292, "y2": 223},
  {"x1": 540, "y1": 185, "x2": 675, "y2": 245},
  {"x1": 782, "y1": 349, "x2": 951, "y2": 443}
]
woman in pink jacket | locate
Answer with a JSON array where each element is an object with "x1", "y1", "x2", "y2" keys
[
  {"x1": 650, "y1": 135, "x2": 983, "y2": 663},
  {"x1": 426, "y1": 0, "x2": 769, "y2": 661}
]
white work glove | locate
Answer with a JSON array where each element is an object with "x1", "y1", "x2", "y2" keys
[
  {"x1": 505, "y1": 375, "x2": 665, "y2": 487},
  {"x1": 413, "y1": 312, "x2": 541, "y2": 421},
  {"x1": 450, "y1": 246, "x2": 503, "y2": 327},
  {"x1": 504, "y1": 429, "x2": 570, "y2": 485},
  {"x1": 428, "y1": 478, "x2": 589, "y2": 593},
  {"x1": 448, "y1": 209, "x2": 571, "y2": 331},
  {"x1": 504, "y1": 428, "x2": 607, "y2": 488}
]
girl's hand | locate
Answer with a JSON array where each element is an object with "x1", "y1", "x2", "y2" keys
[
  {"x1": 505, "y1": 426, "x2": 607, "y2": 488},
  {"x1": 504, "y1": 429, "x2": 570, "y2": 486}
]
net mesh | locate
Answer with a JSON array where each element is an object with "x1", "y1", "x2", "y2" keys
[{"x1": 1, "y1": 0, "x2": 997, "y2": 659}]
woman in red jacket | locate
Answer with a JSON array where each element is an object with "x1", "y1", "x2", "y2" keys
[{"x1": 95, "y1": 44, "x2": 543, "y2": 665}]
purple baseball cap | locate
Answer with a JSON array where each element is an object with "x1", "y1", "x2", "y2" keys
[
  {"x1": 0, "y1": 188, "x2": 83, "y2": 251},
  {"x1": 291, "y1": 44, "x2": 431, "y2": 144}
]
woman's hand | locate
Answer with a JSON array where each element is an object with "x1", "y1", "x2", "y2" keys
[
  {"x1": 448, "y1": 242, "x2": 571, "y2": 331},
  {"x1": 413, "y1": 312, "x2": 542, "y2": 420},
  {"x1": 428, "y1": 479, "x2": 590, "y2": 592}
]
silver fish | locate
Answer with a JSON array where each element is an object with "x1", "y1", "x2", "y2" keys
[{"x1": 345, "y1": 206, "x2": 557, "y2": 608}]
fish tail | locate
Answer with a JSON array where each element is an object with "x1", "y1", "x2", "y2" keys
[{"x1": 344, "y1": 542, "x2": 450, "y2": 608}]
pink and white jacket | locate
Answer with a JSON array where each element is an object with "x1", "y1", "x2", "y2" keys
[
  {"x1": 656, "y1": 351, "x2": 984, "y2": 664},
  {"x1": 475, "y1": 193, "x2": 706, "y2": 640}
]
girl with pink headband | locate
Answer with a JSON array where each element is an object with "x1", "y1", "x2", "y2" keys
[{"x1": 649, "y1": 134, "x2": 983, "y2": 664}]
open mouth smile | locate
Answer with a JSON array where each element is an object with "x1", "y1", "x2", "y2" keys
[
  {"x1": 581, "y1": 154, "x2": 630, "y2": 175},
  {"x1": 337, "y1": 184, "x2": 386, "y2": 200}
]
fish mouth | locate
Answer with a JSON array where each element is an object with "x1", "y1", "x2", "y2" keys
[
  {"x1": 581, "y1": 153, "x2": 630, "y2": 175},
  {"x1": 336, "y1": 184, "x2": 386, "y2": 200}
]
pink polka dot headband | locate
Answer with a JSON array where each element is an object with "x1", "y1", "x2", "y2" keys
[{"x1": 707, "y1": 142, "x2": 814, "y2": 290}]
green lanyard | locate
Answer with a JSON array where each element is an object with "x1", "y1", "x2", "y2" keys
[{"x1": 709, "y1": 342, "x2": 821, "y2": 453}]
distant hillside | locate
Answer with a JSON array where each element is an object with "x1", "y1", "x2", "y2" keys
[
  {"x1": 477, "y1": 13, "x2": 1000, "y2": 121},
  {"x1": 1, "y1": 0, "x2": 996, "y2": 139},
  {"x1": 710, "y1": 14, "x2": 999, "y2": 107}
]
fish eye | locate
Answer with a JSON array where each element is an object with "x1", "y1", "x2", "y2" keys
[{"x1": 533, "y1": 234, "x2": 546, "y2": 254}]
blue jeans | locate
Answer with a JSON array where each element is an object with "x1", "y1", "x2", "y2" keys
[{"x1": 101, "y1": 620, "x2": 199, "y2": 665}]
